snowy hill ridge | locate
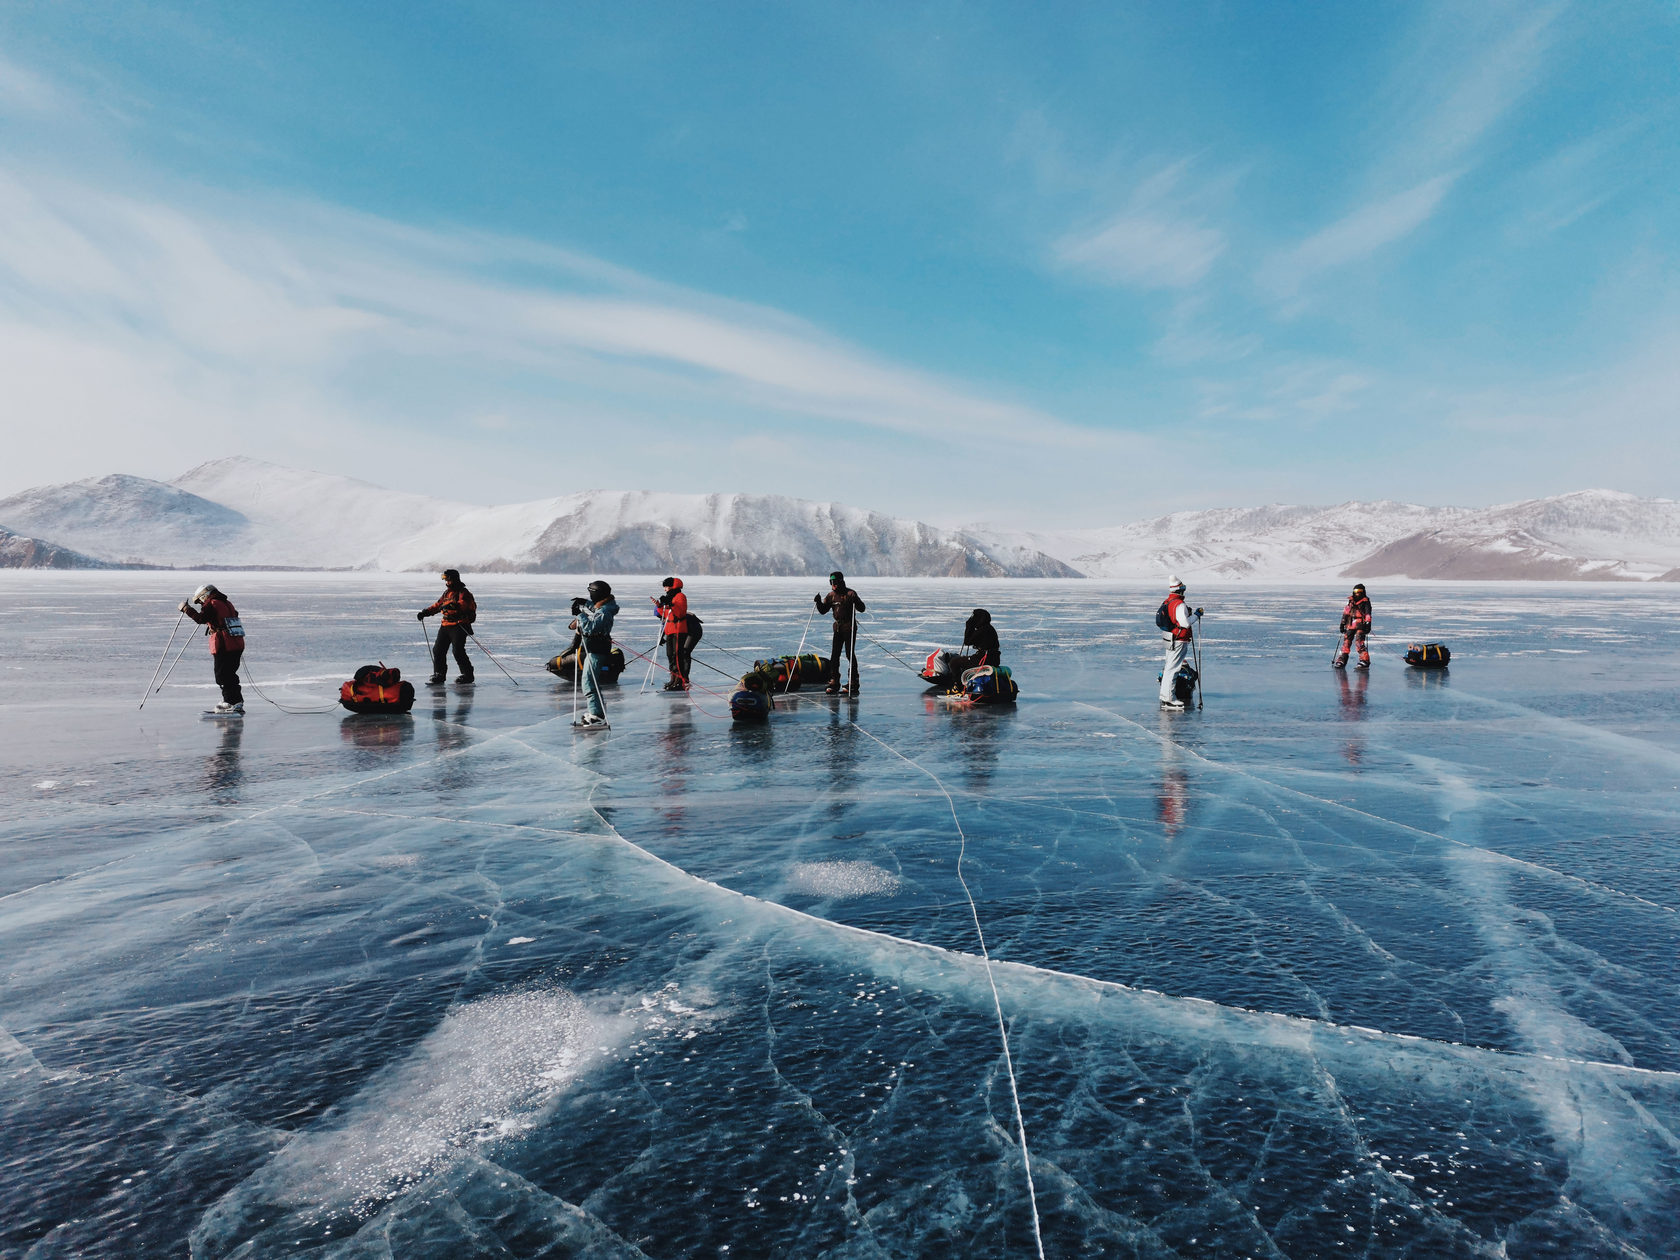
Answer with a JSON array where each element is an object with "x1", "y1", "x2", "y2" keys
[
  {"x1": 2, "y1": 459, "x2": 1676, "y2": 579},
  {"x1": 967, "y1": 489, "x2": 1680, "y2": 581},
  {"x1": 0, "y1": 458, "x2": 1079, "y2": 577}
]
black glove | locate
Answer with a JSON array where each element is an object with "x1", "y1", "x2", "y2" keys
[
  {"x1": 1195, "y1": 607, "x2": 1204, "y2": 617},
  {"x1": 570, "y1": 597, "x2": 587, "y2": 616},
  {"x1": 416, "y1": 611, "x2": 426, "y2": 621},
  {"x1": 465, "y1": 625, "x2": 474, "y2": 636},
  {"x1": 813, "y1": 593, "x2": 824, "y2": 608}
]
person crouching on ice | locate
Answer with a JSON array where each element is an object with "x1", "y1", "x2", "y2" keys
[
  {"x1": 816, "y1": 571, "x2": 866, "y2": 695},
  {"x1": 1158, "y1": 577, "x2": 1197, "y2": 710},
  {"x1": 180, "y1": 584, "x2": 247, "y2": 714},
  {"x1": 1334, "y1": 583, "x2": 1372, "y2": 670},
  {"x1": 418, "y1": 569, "x2": 476, "y2": 686},
  {"x1": 653, "y1": 576, "x2": 690, "y2": 691},
  {"x1": 571, "y1": 580, "x2": 619, "y2": 726}
]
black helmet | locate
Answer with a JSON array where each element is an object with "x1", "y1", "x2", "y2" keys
[
  {"x1": 1352, "y1": 583, "x2": 1366, "y2": 594},
  {"x1": 661, "y1": 576, "x2": 677, "y2": 589},
  {"x1": 970, "y1": 608, "x2": 991, "y2": 624},
  {"x1": 829, "y1": 571, "x2": 844, "y2": 585},
  {"x1": 587, "y1": 580, "x2": 612, "y2": 601},
  {"x1": 441, "y1": 568, "x2": 460, "y2": 584}
]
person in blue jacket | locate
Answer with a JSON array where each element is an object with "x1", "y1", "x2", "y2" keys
[{"x1": 570, "y1": 580, "x2": 620, "y2": 727}]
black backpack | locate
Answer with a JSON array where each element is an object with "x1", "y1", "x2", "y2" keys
[{"x1": 1155, "y1": 600, "x2": 1174, "y2": 631}]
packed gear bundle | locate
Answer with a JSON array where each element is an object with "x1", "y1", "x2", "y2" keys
[
  {"x1": 339, "y1": 663, "x2": 416, "y2": 714},
  {"x1": 954, "y1": 664, "x2": 1017, "y2": 705},
  {"x1": 1405, "y1": 643, "x2": 1451, "y2": 668},
  {"x1": 753, "y1": 654, "x2": 830, "y2": 692},
  {"x1": 545, "y1": 645, "x2": 626, "y2": 684},
  {"x1": 729, "y1": 670, "x2": 773, "y2": 722},
  {"x1": 1161, "y1": 662, "x2": 1199, "y2": 706}
]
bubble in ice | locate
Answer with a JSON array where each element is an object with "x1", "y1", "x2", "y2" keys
[{"x1": 786, "y1": 860, "x2": 901, "y2": 899}]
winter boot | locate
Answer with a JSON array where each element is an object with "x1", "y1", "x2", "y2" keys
[{"x1": 427, "y1": 674, "x2": 446, "y2": 686}]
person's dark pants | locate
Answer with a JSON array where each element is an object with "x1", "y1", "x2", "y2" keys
[
  {"x1": 213, "y1": 649, "x2": 244, "y2": 706},
  {"x1": 826, "y1": 623, "x2": 859, "y2": 690},
  {"x1": 665, "y1": 631, "x2": 686, "y2": 684},
  {"x1": 680, "y1": 625, "x2": 701, "y2": 683},
  {"x1": 432, "y1": 624, "x2": 473, "y2": 680}
]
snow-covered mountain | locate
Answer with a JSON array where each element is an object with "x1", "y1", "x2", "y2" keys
[
  {"x1": 968, "y1": 490, "x2": 1680, "y2": 581},
  {"x1": 3, "y1": 459, "x2": 1674, "y2": 579},
  {"x1": 0, "y1": 458, "x2": 1078, "y2": 577}
]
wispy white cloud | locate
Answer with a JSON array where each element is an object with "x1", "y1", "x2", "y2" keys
[
  {"x1": 1051, "y1": 159, "x2": 1228, "y2": 290},
  {"x1": 0, "y1": 162, "x2": 1134, "y2": 498},
  {"x1": 1369, "y1": 2, "x2": 1564, "y2": 190},
  {"x1": 1260, "y1": 173, "x2": 1456, "y2": 296}
]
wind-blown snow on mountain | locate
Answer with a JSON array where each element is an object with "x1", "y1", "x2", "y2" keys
[
  {"x1": 0, "y1": 458, "x2": 1078, "y2": 577},
  {"x1": 3, "y1": 460, "x2": 1674, "y2": 579},
  {"x1": 969, "y1": 490, "x2": 1680, "y2": 581}
]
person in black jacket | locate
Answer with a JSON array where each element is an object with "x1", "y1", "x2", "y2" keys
[
  {"x1": 963, "y1": 609, "x2": 1000, "y2": 666},
  {"x1": 815, "y1": 571, "x2": 866, "y2": 696}
]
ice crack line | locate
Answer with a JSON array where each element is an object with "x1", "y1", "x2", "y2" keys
[
  {"x1": 1073, "y1": 700, "x2": 1678, "y2": 917},
  {"x1": 842, "y1": 717, "x2": 1046, "y2": 1260}
]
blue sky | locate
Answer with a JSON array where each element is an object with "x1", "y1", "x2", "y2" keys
[{"x1": 1, "y1": 1, "x2": 1676, "y2": 526}]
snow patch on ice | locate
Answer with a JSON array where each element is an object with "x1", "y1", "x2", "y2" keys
[{"x1": 786, "y1": 860, "x2": 901, "y2": 899}]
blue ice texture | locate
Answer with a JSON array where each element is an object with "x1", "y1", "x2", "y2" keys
[{"x1": 2, "y1": 574, "x2": 1679, "y2": 1257}]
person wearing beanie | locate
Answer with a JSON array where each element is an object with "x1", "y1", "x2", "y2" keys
[
  {"x1": 1158, "y1": 576, "x2": 1196, "y2": 710},
  {"x1": 418, "y1": 569, "x2": 477, "y2": 685}
]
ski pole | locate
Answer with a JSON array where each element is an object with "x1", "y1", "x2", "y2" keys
[
  {"x1": 786, "y1": 600, "x2": 817, "y2": 696},
  {"x1": 151, "y1": 623, "x2": 199, "y2": 698},
  {"x1": 470, "y1": 631, "x2": 521, "y2": 686},
  {"x1": 139, "y1": 610, "x2": 186, "y2": 709},
  {"x1": 1193, "y1": 610, "x2": 1205, "y2": 710}
]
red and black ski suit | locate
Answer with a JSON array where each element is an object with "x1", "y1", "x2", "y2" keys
[
  {"x1": 658, "y1": 580, "x2": 693, "y2": 686},
  {"x1": 182, "y1": 594, "x2": 245, "y2": 706},
  {"x1": 1336, "y1": 593, "x2": 1372, "y2": 667},
  {"x1": 421, "y1": 584, "x2": 477, "y2": 681}
]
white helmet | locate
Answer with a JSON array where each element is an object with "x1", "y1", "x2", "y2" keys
[{"x1": 192, "y1": 584, "x2": 219, "y2": 603}]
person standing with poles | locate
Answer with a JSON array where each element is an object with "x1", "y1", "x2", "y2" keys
[
  {"x1": 1333, "y1": 582, "x2": 1373, "y2": 670},
  {"x1": 418, "y1": 569, "x2": 476, "y2": 686},
  {"x1": 653, "y1": 576, "x2": 691, "y2": 691},
  {"x1": 180, "y1": 584, "x2": 247, "y2": 715},
  {"x1": 1157, "y1": 576, "x2": 1201, "y2": 711},
  {"x1": 815, "y1": 571, "x2": 866, "y2": 696},
  {"x1": 571, "y1": 580, "x2": 619, "y2": 727}
]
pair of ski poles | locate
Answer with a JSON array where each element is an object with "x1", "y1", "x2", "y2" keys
[
  {"x1": 417, "y1": 619, "x2": 520, "y2": 686},
  {"x1": 139, "y1": 609, "x2": 197, "y2": 710}
]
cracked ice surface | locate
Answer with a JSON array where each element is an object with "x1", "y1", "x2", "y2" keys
[{"x1": 2, "y1": 572, "x2": 1679, "y2": 1257}]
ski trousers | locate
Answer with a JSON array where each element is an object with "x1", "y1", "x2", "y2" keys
[
  {"x1": 432, "y1": 624, "x2": 473, "y2": 680},
  {"x1": 1335, "y1": 630, "x2": 1370, "y2": 666},
  {"x1": 213, "y1": 649, "x2": 244, "y2": 706},
  {"x1": 1159, "y1": 637, "x2": 1189, "y2": 704},
  {"x1": 826, "y1": 622, "x2": 859, "y2": 690},
  {"x1": 582, "y1": 650, "x2": 608, "y2": 719}
]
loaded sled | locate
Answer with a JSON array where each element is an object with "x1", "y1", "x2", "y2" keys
[{"x1": 339, "y1": 664, "x2": 416, "y2": 714}]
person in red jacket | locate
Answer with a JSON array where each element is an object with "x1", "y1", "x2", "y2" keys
[
  {"x1": 1158, "y1": 576, "x2": 1199, "y2": 710},
  {"x1": 654, "y1": 576, "x2": 691, "y2": 690},
  {"x1": 1334, "y1": 583, "x2": 1373, "y2": 670},
  {"x1": 418, "y1": 569, "x2": 477, "y2": 685},
  {"x1": 180, "y1": 583, "x2": 247, "y2": 714}
]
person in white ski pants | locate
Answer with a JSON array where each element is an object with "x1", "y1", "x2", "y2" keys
[{"x1": 1159, "y1": 577, "x2": 1195, "y2": 707}]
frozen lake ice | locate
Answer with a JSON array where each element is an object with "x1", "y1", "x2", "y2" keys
[{"x1": 2, "y1": 573, "x2": 1678, "y2": 1258}]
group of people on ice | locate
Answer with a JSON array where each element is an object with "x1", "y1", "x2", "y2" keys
[{"x1": 173, "y1": 569, "x2": 1378, "y2": 723}]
